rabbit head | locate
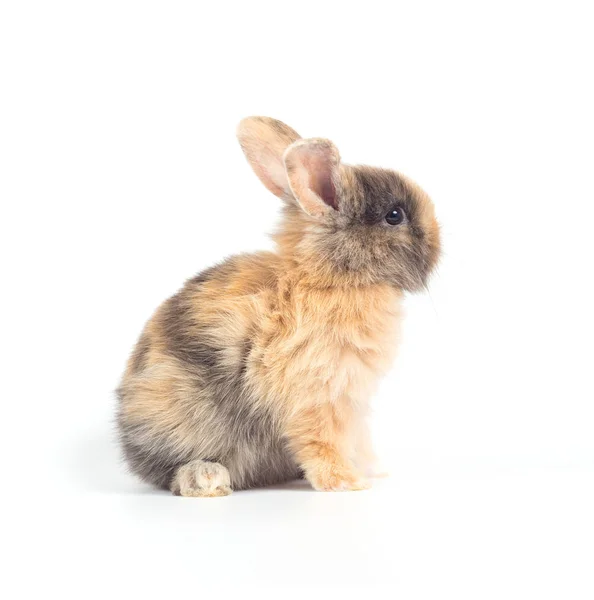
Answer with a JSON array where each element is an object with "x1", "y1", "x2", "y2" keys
[{"x1": 237, "y1": 117, "x2": 441, "y2": 291}]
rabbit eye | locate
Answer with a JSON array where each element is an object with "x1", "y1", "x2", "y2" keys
[{"x1": 385, "y1": 207, "x2": 405, "y2": 225}]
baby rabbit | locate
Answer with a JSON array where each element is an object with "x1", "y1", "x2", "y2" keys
[{"x1": 117, "y1": 117, "x2": 440, "y2": 496}]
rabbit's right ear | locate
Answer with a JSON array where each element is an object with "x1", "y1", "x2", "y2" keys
[{"x1": 237, "y1": 117, "x2": 301, "y2": 199}]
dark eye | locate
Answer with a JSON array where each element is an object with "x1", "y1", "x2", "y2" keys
[{"x1": 385, "y1": 207, "x2": 405, "y2": 225}]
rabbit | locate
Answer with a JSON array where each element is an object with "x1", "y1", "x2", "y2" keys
[{"x1": 116, "y1": 117, "x2": 441, "y2": 497}]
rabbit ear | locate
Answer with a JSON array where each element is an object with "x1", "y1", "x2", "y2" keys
[
  {"x1": 237, "y1": 117, "x2": 301, "y2": 199},
  {"x1": 283, "y1": 138, "x2": 340, "y2": 218}
]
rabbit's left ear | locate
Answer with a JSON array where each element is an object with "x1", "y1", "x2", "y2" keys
[{"x1": 284, "y1": 138, "x2": 341, "y2": 218}]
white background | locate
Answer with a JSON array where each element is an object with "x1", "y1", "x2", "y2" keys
[{"x1": 1, "y1": 1, "x2": 593, "y2": 598}]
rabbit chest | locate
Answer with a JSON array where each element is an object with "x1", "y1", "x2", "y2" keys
[{"x1": 254, "y1": 284, "x2": 403, "y2": 411}]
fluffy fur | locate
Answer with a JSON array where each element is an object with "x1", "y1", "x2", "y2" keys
[{"x1": 117, "y1": 117, "x2": 440, "y2": 496}]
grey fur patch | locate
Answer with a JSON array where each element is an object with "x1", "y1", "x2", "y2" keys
[
  {"x1": 116, "y1": 408, "x2": 192, "y2": 489},
  {"x1": 160, "y1": 290, "x2": 218, "y2": 369}
]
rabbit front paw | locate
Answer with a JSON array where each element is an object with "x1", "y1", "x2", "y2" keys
[{"x1": 306, "y1": 462, "x2": 370, "y2": 492}]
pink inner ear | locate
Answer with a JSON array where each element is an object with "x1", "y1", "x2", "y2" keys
[
  {"x1": 307, "y1": 151, "x2": 338, "y2": 210},
  {"x1": 314, "y1": 169, "x2": 337, "y2": 210}
]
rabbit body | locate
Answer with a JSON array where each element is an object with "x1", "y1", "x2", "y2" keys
[{"x1": 117, "y1": 117, "x2": 440, "y2": 496}]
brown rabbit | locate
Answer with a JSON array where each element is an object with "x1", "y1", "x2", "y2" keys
[{"x1": 116, "y1": 117, "x2": 441, "y2": 496}]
